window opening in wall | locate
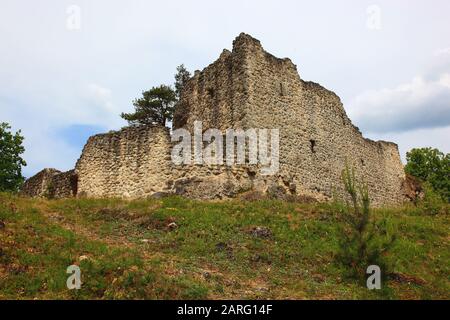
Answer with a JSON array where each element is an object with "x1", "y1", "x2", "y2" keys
[
  {"x1": 207, "y1": 87, "x2": 215, "y2": 98},
  {"x1": 71, "y1": 174, "x2": 78, "y2": 197},
  {"x1": 310, "y1": 139, "x2": 316, "y2": 153}
]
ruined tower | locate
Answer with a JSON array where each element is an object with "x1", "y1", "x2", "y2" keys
[{"x1": 173, "y1": 33, "x2": 406, "y2": 204}]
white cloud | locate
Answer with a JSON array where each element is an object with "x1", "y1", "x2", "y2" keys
[
  {"x1": 366, "y1": 126, "x2": 450, "y2": 163},
  {"x1": 347, "y1": 73, "x2": 450, "y2": 133},
  {"x1": 435, "y1": 47, "x2": 450, "y2": 56},
  {"x1": 88, "y1": 83, "x2": 112, "y2": 101},
  {"x1": 84, "y1": 83, "x2": 122, "y2": 127},
  {"x1": 346, "y1": 49, "x2": 450, "y2": 160},
  {"x1": 0, "y1": 81, "x2": 123, "y2": 177},
  {"x1": 20, "y1": 129, "x2": 80, "y2": 178}
]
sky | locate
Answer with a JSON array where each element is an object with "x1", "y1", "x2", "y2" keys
[{"x1": 0, "y1": 0, "x2": 449, "y2": 178}]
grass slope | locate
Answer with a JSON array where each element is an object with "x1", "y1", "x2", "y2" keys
[{"x1": 0, "y1": 193, "x2": 448, "y2": 300}]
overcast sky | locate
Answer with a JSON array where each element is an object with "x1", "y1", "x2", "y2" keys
[{"x1": 1, "y1": 0, "x2": 449, "y2": 177}]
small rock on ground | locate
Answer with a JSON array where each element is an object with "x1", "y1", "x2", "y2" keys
[
  {"x1": 248, "y1": 226, "x2": 273, "y2": 239},
  {"x1": 167, "y1": 222, "x2": 178, "y2": 230}
]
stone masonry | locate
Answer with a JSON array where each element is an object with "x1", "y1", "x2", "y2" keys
[
  {"x1": 22, "y1": 33, "x2": 407, "y2": 206},
  {"x1": 173, "y1": 33, "x2": 406, "y2": 205},
  {"x1": 21, "y1": 168, "x2": 77, "y2": 198}
]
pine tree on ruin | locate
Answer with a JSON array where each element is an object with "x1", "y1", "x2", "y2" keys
[
  {"x1": 121, "y1": 85, "x2": 177, "y2": 127},
  {"x1": 174, "y1": 64, "x2": 191, "y2": 100}
]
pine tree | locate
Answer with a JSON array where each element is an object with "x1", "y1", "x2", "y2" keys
[
  {"x1": 174, "y1": 64, "x2": 191, "y2": 100},
  {"x1": 121, "y1": 85, "x2": 176, "y2": 127}
]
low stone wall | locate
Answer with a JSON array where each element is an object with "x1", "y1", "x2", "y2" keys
[
  {"x1": 74, "y1": 125, "x2": 293, "y2": 200},
  {"x1": 75, "y1": 126, "x2": 174, "y2": 198},
  {"x1": 21, "y1": 168, "x2": 77, "y2": 199},
  {"x1": 21, "y1": 168, "x2": 60, "y2": 198},
  {"x1": 22, "y1": 120, "x2": 407, "y2": 205},
  {"x1": 52, "y1": 170, "x2": 78, "y2": 198}
]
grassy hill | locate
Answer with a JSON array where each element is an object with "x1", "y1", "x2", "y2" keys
[{"x1": 0, "y1": 193, "x2": 448, "y2": 300}]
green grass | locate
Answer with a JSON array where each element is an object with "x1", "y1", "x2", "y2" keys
[{"x1": 0, "y1": 193, "x2": 448, "y2": 300}]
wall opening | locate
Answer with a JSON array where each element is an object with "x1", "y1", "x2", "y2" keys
[
  {"x1": 207, "y1": 87, "x2": 215, "y2": 98},
  {"x1": 310, "y1": 139, "x2": 316, "y2": 153},
  {"x1": 70, "y1": 174, "x2": 78, "y2": 197}
]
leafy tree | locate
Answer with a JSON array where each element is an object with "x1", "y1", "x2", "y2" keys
[
  {"x1": 121, "y1": 85, "x2": 176, "y2": 127},
  {"x1": 174, "y1": 64, "x2": 191, "y2": 100},
  {"x1": 0, "y1": 122, "x2": 27, "y2": 192},
  {"x1": 405, "y1": 148, "x2": 450, "y2": 202}
]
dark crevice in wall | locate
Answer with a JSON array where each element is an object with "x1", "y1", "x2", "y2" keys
[
  {"x1": 309, "y1": 139, "x2": 316, "y2": 153},
  {"x1": 279, "y1": 83, "x2": 285, "y2": 96},
  {"x1": 71, "y1": 174, "x2": 78, "y2": 197}
]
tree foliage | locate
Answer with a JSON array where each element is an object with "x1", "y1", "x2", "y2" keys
[
  {"x1": 174, "y1": 64, "x2": 191, "y2": 100},
  {"x1": 121, "y1": 65, "x2": 191, "y2": 128},
  {"x1": 121, "y1": 85, "x2": 177, "y2": 127},
  {"x1": 0, "y1": 122, "x2": 27, "y2": 192},
  {"x1": 405, "y1": 148, "x2": 450, "y2": 202}
]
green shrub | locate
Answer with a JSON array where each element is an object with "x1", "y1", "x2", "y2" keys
[
  {"x1": 420, "y1": 182, "x2": 447, "y2": 215},
  {"x1": 405, "y1": 148, "x2": 450, "y2": 202},
  {"x1": 335, "y1": 164, "x2": 396, "y2": 282}
]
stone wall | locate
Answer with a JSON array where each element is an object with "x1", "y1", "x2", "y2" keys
[
  {"x1": 52, "y1": 170, "x2": 77, "y2": 198},
  {"x1": 75, "y1": 125, "x2": 292, "y2": 200},
  {"x1": 21, "y1": 168, "x2": 60, "y2": 198},
  {"x1": 75, "y1": 126, "x2": 174, "y2": 198},
  {"x1": 173, "y1": 47, "x2": 249, "y2": 131},
  {"x1": 173, "y1": 33, "x2": 406, "y2": 205},
  {"x1": 21, "y1": 168, "x2": 77, "y2": 198}
]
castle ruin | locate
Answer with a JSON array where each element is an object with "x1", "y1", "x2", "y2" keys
[{"x1": 22, "y1": 33, "x2": 408, "y2": 206}]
